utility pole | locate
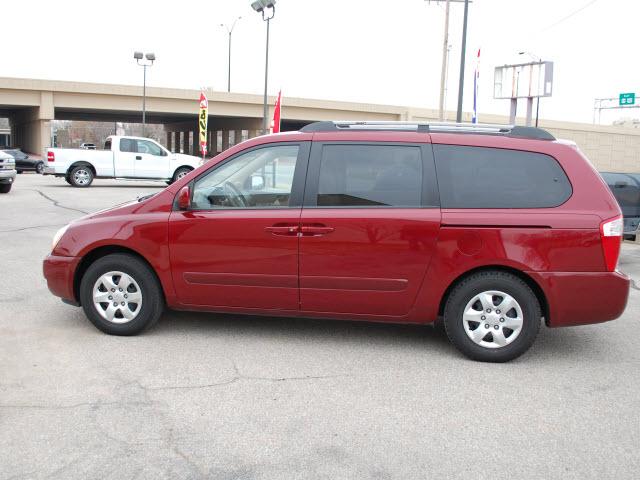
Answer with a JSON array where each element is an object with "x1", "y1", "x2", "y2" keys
[
  {"x1": 426, "y1": 1, "x2": 471, "y2": 122},
  {"x1": 456, "y1": 0, "x2": 470, "y2": 123},
  {"x1": 438, "y1": 0, "x2": 450, "y2": 121}
]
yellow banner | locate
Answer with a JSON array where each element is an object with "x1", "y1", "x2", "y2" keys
[{"x1": 199, "y1": 92, "x2": 208, "y2": 156}]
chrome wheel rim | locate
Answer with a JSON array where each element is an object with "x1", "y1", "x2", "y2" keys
[
  {"x1": 462, "y1": 290, "x2": 523, "y2": 349},
  {"x1": 36, "y1": 163, "x2": 44, "y2": 174},
  {"x1": 176, "y1": 169, "x2": 189, "y2": 180},
  {"x1": 73, "y1": 169, "x2": 91, "y2": 185},
  {"x1": 92, "y1": 271, "x2": 143, "y2": 324}
]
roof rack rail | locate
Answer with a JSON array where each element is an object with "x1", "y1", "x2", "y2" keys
[{"x1": 299, "y1": 121, "x2": 556, "y2": 141}]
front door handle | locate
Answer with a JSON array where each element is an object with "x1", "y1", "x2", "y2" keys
[
  {"x1": 265, "y1": 225, "x2": 299, "y2": 236},
  {"x1": 300, "y1": 225, "x2": 335, "y2": 236},
  {"x1": 136, "y1": 155, "x2": 142, "y2": 160}
]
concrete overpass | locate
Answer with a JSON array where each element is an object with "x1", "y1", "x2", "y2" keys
[
  {"x1": 0, "y1": 77, "x2": 419, "y2": 157},
  {"x1": 0, "y1": 77, "x2": 639, "y2": 172}
]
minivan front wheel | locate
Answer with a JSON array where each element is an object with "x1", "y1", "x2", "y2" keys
[
  {"x1": 443, "y1": 271, "x2": 541, "y2": 362},
  {"x1": 79, "y1": 253, "x2": 164, "y2": 335}
]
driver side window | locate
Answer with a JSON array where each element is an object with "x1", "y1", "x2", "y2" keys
[{"x1": 192, "y1": 144, "x2": 300, "y2": 210}]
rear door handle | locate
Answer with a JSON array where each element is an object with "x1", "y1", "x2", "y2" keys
[
  {"x1": 136, "y1": 155, "x2": 142, "y2": 160},
  {"x1": 300, "y1": 225, "x2": 335, "y2": 236},
  {"x1": 265, "y1": 225, "x2": 299, "y2": 236}
]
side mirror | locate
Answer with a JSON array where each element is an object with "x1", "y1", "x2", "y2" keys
[
  {"x1": 251, "y1": 175, "x2": 265, "y2": 190},
  {"x1": 177, "y1": 185, "x2": 191, "y2": 210}
]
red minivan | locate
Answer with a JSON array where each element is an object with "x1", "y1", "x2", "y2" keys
[{"x1": 43, "y1": 122, "x2": 630, "y2": 362}]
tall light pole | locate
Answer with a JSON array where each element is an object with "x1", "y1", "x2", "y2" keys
[
  {"x1": 220, "y1": 17, "x2": 242, "y2": 93},
  {"x1": 133, "y1": 51, "x2": 155, "y2": 137},
  {"x1": 251, "y1": 0, "x2": 276, "y2": 135},
  {"x1": 519, "y1": 51, "x2": 542, "y2": 127},
  {"x1": 455, "y1": 0, "x2": 470, "y2": 123}
]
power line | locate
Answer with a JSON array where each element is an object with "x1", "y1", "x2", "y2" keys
[{"x1": 541, "y1": 0, "x2": 599, "y2": 32}]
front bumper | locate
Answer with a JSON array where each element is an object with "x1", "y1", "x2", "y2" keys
[
  {"x1": 533, "y1": 270, "x2": 630, "y2": 327},
  {"x1": 0, "y1": 169, "x2": 16, "y2": 183},
  {"x1": 43, "y1": 254, "x2": 81, "y2": 306}
]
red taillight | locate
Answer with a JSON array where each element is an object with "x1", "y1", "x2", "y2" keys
[
  {"x1": 600, "y1": 215, "x2": 623, "y2": 272},
  {"x1": 47, "y1": 151, "x2": 55, "y2": 162}
]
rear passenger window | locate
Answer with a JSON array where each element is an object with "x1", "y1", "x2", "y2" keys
[
  {"x1": 120, "y1": 138, "x2": 136, "y2": 153},
  {"x1": 434, "y1": 145, "x2": 572, "y2": 208},
  {"x1": 317, "y1": 145, "x2": 422, "y2": 207}
]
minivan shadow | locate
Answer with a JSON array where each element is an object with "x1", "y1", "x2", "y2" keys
[
  {"x1": 155, "y1": 310, "x2": 453, "y2": 352},
  {"x1": 153, "y1": 310, "x2": 603, "y2": 362}
]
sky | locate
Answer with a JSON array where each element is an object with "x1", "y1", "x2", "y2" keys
[{"x1": 2, "y1": 0, "x2": 638, "y2": 124}]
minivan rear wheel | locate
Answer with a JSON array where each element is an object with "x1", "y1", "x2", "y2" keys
[
  {"x1": 79, "y1": 253, "x2": 164, "y2": 335},
  {"x1": 443, "y1": 271, "x2": 541, "y2": 362}
]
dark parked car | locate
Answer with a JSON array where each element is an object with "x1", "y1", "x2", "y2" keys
[
  {"x1": 1, "y1": 148, "x2": 44, "y2": 174},
  {"x1": 600, "y1": 172, "x2": 640, "y2": 238},
  {"x1": 43, "y1": 121, "x2": 629, "y2": 362}
]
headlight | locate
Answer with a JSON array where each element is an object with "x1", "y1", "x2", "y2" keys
[{"x1": 52, "y1": 225, "x2": 69, "y2": 251}]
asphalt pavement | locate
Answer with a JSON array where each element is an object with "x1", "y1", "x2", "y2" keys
[{"x1": 1, "y1": 173, "x2": 639, "y2": 480}]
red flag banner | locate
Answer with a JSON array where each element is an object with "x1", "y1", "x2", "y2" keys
[{"x1": 270, "y1": 90, "x2": 282, "y2": 134}]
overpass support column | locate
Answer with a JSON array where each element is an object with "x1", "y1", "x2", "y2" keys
[
  {"x1": 192, "y1": 130, "x2": 199, "y2": 156},
  {"x1": 11, "y1": 91, "x2": 54, "y2": 156},
  {"x1": 234, "y1": 130, "x2": 243, "y2": 147},
  {"x1": 182, "y1": 131, "x2": 189, "y2": 154},
  {"x1": 222, "y1": 131, "x2": 230, "y2": 152}
]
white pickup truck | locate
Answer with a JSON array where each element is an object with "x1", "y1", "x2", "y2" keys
[{"x1": 43, "y1": 136, "x2": 202, "y2": 187}]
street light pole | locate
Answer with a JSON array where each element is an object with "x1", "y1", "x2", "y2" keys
[
  {"x1": 263, "y1": 16, "x2": 271, "y2": 134},
  {"x1": 134, "y1": 52, "x2": 155, "y2": 137},
  {"x1": 220, "y1": 17, "x2": 241, "y2": 93},
  {"x1": 456, "y1": 0, "x2": 470, "y2": 123},
  {"x1": 252, "y1": 1, "x2": 276, "y2": 135}
]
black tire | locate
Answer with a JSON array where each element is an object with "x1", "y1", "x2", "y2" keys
[
  {"x1": 79, "y1": 253, "x2": 164, "y2": 335},
  {"x1": 68, "y1": 165, "x2": 94, "y2": 187},
  {"x1": 0, "y1": 183, "x2": 12, "y2": 193},
  {"x1": 443, "y1": 271, "x2": 541, "y2": 362},
  {"x1": 64, "y1": 175, "x2": 72, "y2": 185},
  {"x1": 170, "y1": 166, "x2": 193, "y2": 185},
  {"x1": 35, "y1": 162, "x2": 44, "y2": 174}
]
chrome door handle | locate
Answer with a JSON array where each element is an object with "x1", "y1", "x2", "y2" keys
[{"x1": 265, "y1": 225, "x2": 299, "y2": 236}]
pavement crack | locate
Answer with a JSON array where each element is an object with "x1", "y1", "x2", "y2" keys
[
  {"x1": 631, "y1": 278, "x2": 640, "y2": 291},
  {"x1": 30, "y1": 189, "x2": 89, "y2": 214},
  {"x1": 145, "y1": 363, "x2": 348, "y2": 391},
  {"x1": 0, "y1": 223, "x2": 67, "y2": 234},
  {"x1": 0, "y1": 400, "x2": 150, "y2": 410}
]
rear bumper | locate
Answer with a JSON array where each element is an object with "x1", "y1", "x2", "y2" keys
[
  {"x1": 533, "y1": 270, "x2": 630, "y2": 327},
  {"x1": 43, "y1": 254, "x2": 80, "y2": 306},
  {"x1": 42, "y1": 166, "x2": 56, "y2": 175}
]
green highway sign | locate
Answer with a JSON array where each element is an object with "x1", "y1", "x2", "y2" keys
[{"x1": 619, "y1": 92, "x2": 635, "y2": 106}]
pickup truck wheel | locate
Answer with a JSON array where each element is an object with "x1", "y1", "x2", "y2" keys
[
  {"x1": 79, "y1": 253, "x2": 164, "y2": 335},
  {"x1": 443, "y1": 271, "x2": 541, "y2": 363},
  {"x1": 69, "y1": 165, "x2": 94, "y2": 187},
  {"x1": 0, "y1": 183, "x2": 12, "y2": 193},
  {"x1": 171, "y1": 167, "x2": 192, "y2": 184}
]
